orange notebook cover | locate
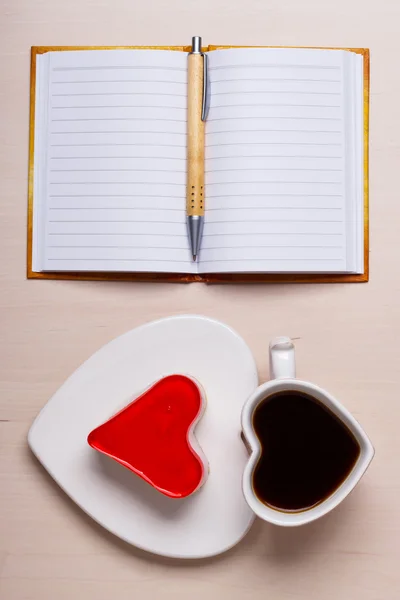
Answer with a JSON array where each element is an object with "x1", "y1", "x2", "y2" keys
[{"x1": 28, "y1": 45, "x2": 369, "y2": 283}]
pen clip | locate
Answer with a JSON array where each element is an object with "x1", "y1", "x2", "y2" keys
[
  {"x1": 189, "y1": 36, "x2": 209, "y2": 122},
  {"x1": 201, "y1": 52, "x2": 210, "y2": 122}
]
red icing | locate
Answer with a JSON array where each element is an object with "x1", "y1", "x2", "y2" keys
[{"x1": 87, "y1": 375, "x2": 205, "y2": 498}]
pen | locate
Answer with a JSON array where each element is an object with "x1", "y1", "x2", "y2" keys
[{"x1": 187, "y1": 36, "x2": 209, "y2": 261}]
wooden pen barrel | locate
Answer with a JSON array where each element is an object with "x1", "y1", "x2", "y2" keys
[{"x1": 186, "y1": 53, "x2": 205, "y2": 217}]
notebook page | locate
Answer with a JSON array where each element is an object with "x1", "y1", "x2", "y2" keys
[
  {"x1": 33, "y1": 49, "x2": 197, "y2": 274},
  {"x1": 200, "y1": 48, "x2": 353, "y2": 274}
]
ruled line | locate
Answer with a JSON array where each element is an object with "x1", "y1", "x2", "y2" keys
[
  {"x1": 47, "y1": 155, "x2": 340, "y2": 160},
  {"x1": 53, "y1": 66, "x2": 186, "y2": 72},
  {"x1": 46, "y1": 258, "x2": 340, "y2": 263},
  {"x1": 49, "y1": 220, "x2": 186, "y2": 224},
  {"x1": 49, "y1": 219, "x2": 342, "y2": 226},
  {"x1": 206, "y1": 142, "x2": 342, "y2": 147},
  {"x1": 206, "y1": 206, "x2": 341, "y2": 211},
  {"x1": 49, "y1": 206, "x2": 341, "y2": 211},
  {"x1": 50, "y1": 169, "x2": 185, "y2": 172},
  {"x1": 199, "y1": 258, "x2": 342, "y2": 262},
  {"x1": 50, "y1": 168, "x2": 341, "y2": 173},
  {"x1": 51, "y1": 118, "x2": 186, "y2": 122},
  {"x1": 50, "y1": 143, "x2": 186, "y2": 147},
  {"x1": 211, "y1": 77, "x2": 341, "y2": 83},
  {"x1": 202, "y1": 245, "x2": 342, "y2": 250},
  {"x1": 49, "y1": 194, "x2": 184, "y2": 198},
  {"x1": 49, "y1": 205, "x2": 343, "y2": 212},
  {"x1": 211, "y1": 88, "x2": 340, "y2": 95},
  {"x1": 48, "y1": 232, "x2": 188, "y2": 237},
  {"x1": 52, "y1": 92, "x2": 186, "y2": 97},
  {"x1": 204, "y1": 219, "x2": 343, "y2": 223},
  {"x1": 206, "y1": 193, "x2": 342, "y2": 198},
  {"x1": 206, "y1": 155, "x2": 342, "y2": 159},
  {"x1": 49, "y1": 166, "x2": 342, "y2": 171},
  {"x1": 211, "y1": 95, "x2": 340, "y2": 103},
  {"x1": 207, "y1": 129, "x2": 341, "y2": 135},
  {"x1": 49, "y1": 245, "x2": 188, "y2": 249},
  {"x1": 47, "y1": 258, "x2": 191, "y2": 263},
  {"x1": 46, "y1": 232, "x2": 341, "y2": 238},
  {"x1": 210, "y1": 90, "x2": 341, "y2": 101},
  {"x1": 50, "y1": 181, "x2": 339, "y2": 186},
  {"x1": 209, "y1": 64, "x2": 340, "y2": 71},
  {"x1": 209, "y1": 104, "x2": 340, "y2": 110},
  {"x1": 202, "y1": 232, "x2": 343, "y2": 237},
  {"x1": 50, "y1": 131, "x2": 186, "y2": 135},
  {"x1": 50, "y1": 156, "x2": 186, "y2": 160},
  {"x1": 206, "y1": 181, "x2": 341, "y2": 186},
  {"x1": 49, "y1": 182, "x2": 186, "y2": 186},
  {"x1": 52, "y1": 80, "x2": 186, "y2": 85},
  {"x1": 205, "y1": 167, "x2": 342, "y2": 173},
  {"x1": 48, "y1": 244, "x2": 341, "y2": 250},
  {"x1": 51, "y1": 105, "x2": 186, "y2": 110},
  {"x1": 49, "y1": 207, "x2": 183, "y2": 211},
  {"x1": 207, "y1": 116, "x2": 341, "y2": 122}
]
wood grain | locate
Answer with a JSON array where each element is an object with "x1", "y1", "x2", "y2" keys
[
  {"x1": 1, "y1": 1, "x2": 400, "y2": 599},
  {"x1": 186, "y1": 53, "x2": 205, "y2": 217}
]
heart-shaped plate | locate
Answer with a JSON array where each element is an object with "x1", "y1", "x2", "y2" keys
[{"x1": 28, "y1": 315, "x2": 258, "y2": 558}]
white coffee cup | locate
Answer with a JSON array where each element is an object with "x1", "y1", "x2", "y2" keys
[{"x1": 241, "y1": 337, "x2": 374, "y2": 526}]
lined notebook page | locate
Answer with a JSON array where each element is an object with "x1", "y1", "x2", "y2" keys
[
  {"x1": 33, "y1": 49, "x2": 197, "y2": 274},
  {"x1": 200, "y1": 48, "x2": 361, "y2": 274}
]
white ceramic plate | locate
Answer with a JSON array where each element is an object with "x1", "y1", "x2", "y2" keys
[{"x1": 29, "y1": 315, "x2": 258, "y2": 559}]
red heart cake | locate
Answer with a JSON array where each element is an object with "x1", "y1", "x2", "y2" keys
[{"x1": 87, "y1": 374, "x2": 208, "y2": 498}]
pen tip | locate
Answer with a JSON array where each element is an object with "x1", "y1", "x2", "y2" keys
[{"x1": 192, "y1": 254, "x2": 197, "y2": 262}]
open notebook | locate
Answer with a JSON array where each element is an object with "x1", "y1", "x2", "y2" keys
[{"x1": 28, "y1": 45, "x2": 369, "y2": 283}]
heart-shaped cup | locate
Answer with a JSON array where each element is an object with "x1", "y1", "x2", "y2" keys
[{"x1": 241, "y1": 337, "x2": 374, "y2": 526}]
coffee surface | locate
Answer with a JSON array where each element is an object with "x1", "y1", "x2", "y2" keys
[{"x1": 252, "y1": 391, "x2": 360, "y2": 511}]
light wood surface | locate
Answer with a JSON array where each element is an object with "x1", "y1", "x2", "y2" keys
[{"x1": 1, "y1": 1, "x2": 399, "y2": 599}]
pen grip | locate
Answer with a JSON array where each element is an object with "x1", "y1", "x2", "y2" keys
[{"x1": 187, "y1": 53, "x2": 205, "y2": 217}]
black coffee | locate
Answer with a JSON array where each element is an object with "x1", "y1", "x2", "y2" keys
[{"x1": 252, "y1": 391, "x2": 360, "y2": 512}]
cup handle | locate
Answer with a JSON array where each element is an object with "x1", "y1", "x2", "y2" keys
[{"x1": 269, "y1": 337, "x2": 296, "y2": 380}]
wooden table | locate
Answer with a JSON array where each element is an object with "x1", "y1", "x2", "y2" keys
[{"x1": 1, "y1": 0, "x2": 399, "y2": 598}]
